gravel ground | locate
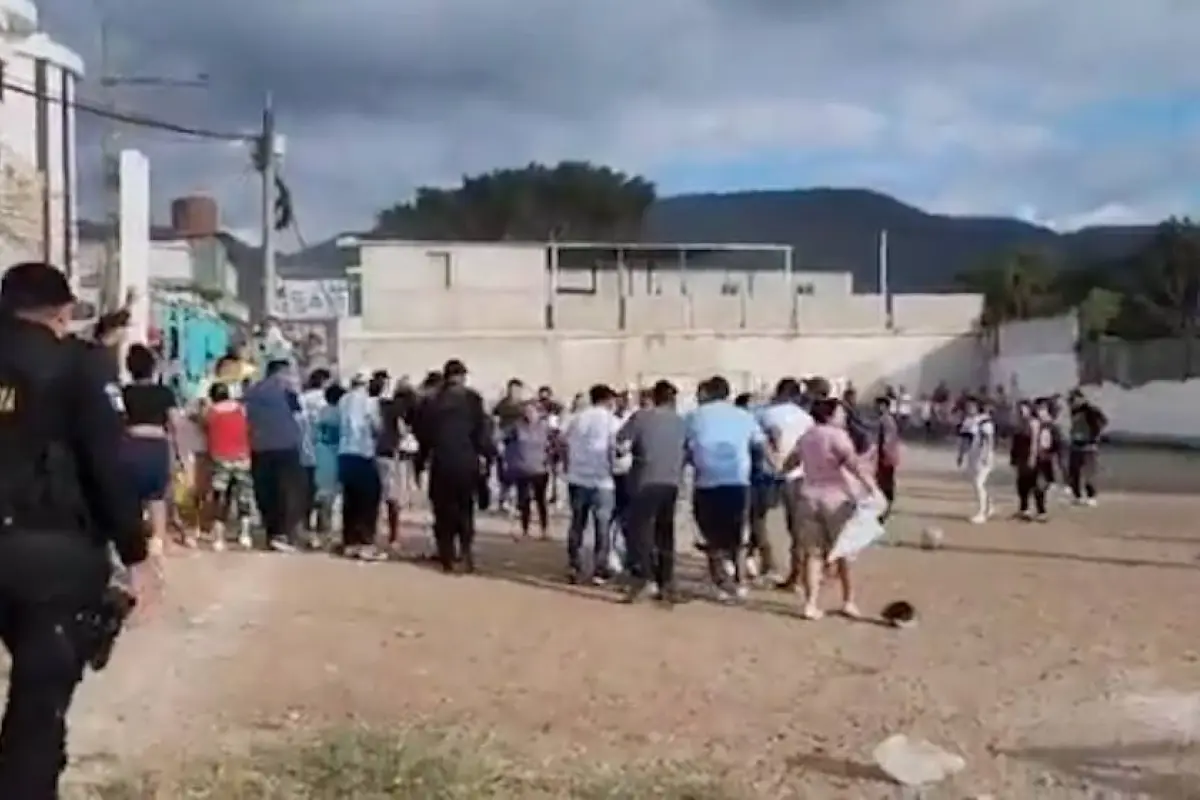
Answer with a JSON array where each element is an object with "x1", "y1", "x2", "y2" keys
[{"x1": 64, "y1": 444, "x2": 1200, "y2": 798}]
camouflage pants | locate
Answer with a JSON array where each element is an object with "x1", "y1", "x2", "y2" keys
[{"x1": 211, "y1": 458, "x2": 255, "y2": 521}]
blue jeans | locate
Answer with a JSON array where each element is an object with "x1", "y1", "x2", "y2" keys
[{"x1": 567, "y1": 484, "x2": 616, "y2": 575}]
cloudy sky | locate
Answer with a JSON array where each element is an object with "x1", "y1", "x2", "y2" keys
[{"x1": 38, "y1": 0, "x2": 1200, "y2": 248}]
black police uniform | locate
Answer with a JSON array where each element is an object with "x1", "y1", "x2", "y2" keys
[
  {"x1": 0, "y1": 263, "x2": 144, "y2": 798},
  {"x1": 414, "y1": 361, "x2": 493, "y2": 572}
]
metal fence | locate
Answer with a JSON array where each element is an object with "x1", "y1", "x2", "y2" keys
[{"x1": 1079, "y1": 336, "x2": 1200, "y2": 386}]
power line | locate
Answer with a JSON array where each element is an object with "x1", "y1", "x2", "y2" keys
[{"x1": 1, "y1": 79, "x2": 251, "y2": 142}]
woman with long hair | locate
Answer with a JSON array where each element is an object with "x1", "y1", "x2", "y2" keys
[{"x1": 119, "y1": 344, "x2": 184, "y2": 567}]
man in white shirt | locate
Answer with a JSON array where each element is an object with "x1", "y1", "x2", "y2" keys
[
  {"x1": 751, "y1": 377, "x2": 814, "y2": 588},
  {"x1": 562, "y1": 383, "x2": 622, "y2": 584}
]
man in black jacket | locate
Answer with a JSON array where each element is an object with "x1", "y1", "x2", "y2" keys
[
  {"x1": 414, "y1": 359, "x2": 493, "y2": 572},
  {"x1": 1066, "y1": 388, "x2": 1107, "y2": 506},
  {"x1": 0, "y1": 262, "x2": 150, "y2": 798}
]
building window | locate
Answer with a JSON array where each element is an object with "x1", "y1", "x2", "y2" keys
[{"x1": 720, "y1": 280, "x2": 741, "y2": 295}]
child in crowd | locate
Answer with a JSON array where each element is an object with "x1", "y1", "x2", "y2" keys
[{"x1": 204, "y1": 382, "x2": 255, "y2": 550}]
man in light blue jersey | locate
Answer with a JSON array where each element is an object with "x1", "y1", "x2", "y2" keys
[
  {"x1": 337, "y1": 371, "x2": 385, "y2": 560},
  {"x1": 752, "y1": 377, "x2": 814, "y2": 588},
  {"x1": 685, "y1": 375, "x2": 765, "y2": 602}
]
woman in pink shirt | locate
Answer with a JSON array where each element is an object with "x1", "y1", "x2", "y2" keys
[{"x1": 777, "y1": 398, "x2": 878, "y2": 620}]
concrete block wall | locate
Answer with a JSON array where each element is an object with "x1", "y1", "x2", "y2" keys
[
  {"x1": 341, "y1": 328, "x2": 985, "y2": 401},
  {"x1": 352, "y1": 240, "x2": 982, "y2": 337},
  {"x1": 892, "y1": 294, "x2": 983, "y2": 332}
]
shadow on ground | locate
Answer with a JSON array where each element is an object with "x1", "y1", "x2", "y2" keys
[
  {"x1": 392, "y1": 515, "x2": 900, "y2": 629},
  {"x1": 888, "y1": 540, "x2": 1200, "y2": 572}
]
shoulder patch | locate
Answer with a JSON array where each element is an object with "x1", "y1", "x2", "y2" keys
[{"x1": 105, "y1": 382, "x2": 125, "y2": 412}]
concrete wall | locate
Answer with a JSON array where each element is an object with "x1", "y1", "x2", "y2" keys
[
  {"x1": 341, "y1": 329, "x2": 984, "y2": 400},
  {"x1": 356, "y1": 240, "x2": 983, "y2": 335},
  {"x1": 344, "y1": 239, "x2": 986, "y2": 399},
  {"x1": 987, "y1": 312, "x2": 1200, "y2": 445},
  {"x1": 561, "y1": 268, "x2": 853, "y2": 297},
  {"x1": 988, "y1": 313, "x2": 1081, "y2": 398}
]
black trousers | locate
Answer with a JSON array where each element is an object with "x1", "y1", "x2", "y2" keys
[
  {"x1": 1067, "y1": 448, "x2": 1098, "y2": 499},
  {"x1": 303, "y1": 466, "x2": 318, "y2": 529},
  {"x1": 693, "y1": 486, "x2": 749, "y2": 586},
  {"x1": 250, "y1": 448, "x2": 305, "y2": 544},
  {"x1": 0, "y1": 533, "x2": 109, "y2": 799},
  {"x1": 876, "y1": 464, "x2": 897, "y2": 521},
  {"x1": 429, "y1": 471, "x2": 477, "y2": 569},
  {"x1": 1016, "y1": 461, "x2": 1052, "y2": 514},
  {"x1": 625, "y1": 483, "x2": 678, "y2": 589},
  {"x1": 339, "y1": 455, "x2": 381, "y2": 547},
  {"x1": 513, "y1": 472, "x2": 549, "y2": 534}
]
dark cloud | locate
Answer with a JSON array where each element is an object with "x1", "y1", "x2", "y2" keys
[{"x1": 37, "y1": 0, "x2": 1200, "y2": 240}]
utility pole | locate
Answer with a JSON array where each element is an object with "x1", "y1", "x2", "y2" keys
[
  {"x1": 98, "y1": 13, "x2": 120, "y2": 312},
  {"x1": 256, "y1": 92, "x2": 278, "y2": 320}
]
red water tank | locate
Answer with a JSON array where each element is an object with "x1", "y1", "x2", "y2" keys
[{"x1": 170, "y1": 195, "x2": 219, "y2": 238}]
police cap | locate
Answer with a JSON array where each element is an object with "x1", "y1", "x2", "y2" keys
[{"x1": 1, "y1": 261, "x2": 76, "y2": 312}]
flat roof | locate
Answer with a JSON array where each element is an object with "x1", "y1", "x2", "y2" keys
[{"x1": 340, "y1": 235, "x2": 791, "y2": 252}]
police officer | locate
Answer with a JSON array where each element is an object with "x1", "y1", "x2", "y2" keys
[
  {"x1": 0, "y1": 262, "x2": 150, "y2": 797},
  {"x1": 413, "y1": 359, "x2": 493, "y2": 573}
]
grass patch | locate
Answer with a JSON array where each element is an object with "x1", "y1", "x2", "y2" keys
[{"x1": 73, "y1": 727, "x2": 746, "y2": 799}]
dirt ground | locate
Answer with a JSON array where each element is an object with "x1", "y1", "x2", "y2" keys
[{"x1": 64, "y1": 445, "x2": 1200, "y2": 798}]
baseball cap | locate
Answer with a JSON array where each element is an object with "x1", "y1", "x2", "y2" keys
[
  {"x1": 443, "y1": 358, "x2": 467, "y2": 378},
  {"x1": 1, "y1": 262, "x2": 76, "y2": 311}
]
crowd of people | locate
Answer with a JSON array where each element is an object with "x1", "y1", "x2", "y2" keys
[{"x1": 106, "y1": 322, "x2": 1111, "y2": 619}]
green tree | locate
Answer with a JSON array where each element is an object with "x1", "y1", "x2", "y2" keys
[
  {"x1": 1123, "y1": 217, "x2": 1200, "y2": 338},
  {"x1": 955, "y1": 247, "x2": 1060, "y2": 327},
  {"x1": 374, "y1": 161, "x2": 657, "y2": 241},
  {"x1": 1076, "y1": 286, "x2": 1123, "y2": 339}
]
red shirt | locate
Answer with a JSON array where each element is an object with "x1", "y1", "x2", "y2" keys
[{"x1": 206, "y1": 402, "x2": 250, "y2": 462}]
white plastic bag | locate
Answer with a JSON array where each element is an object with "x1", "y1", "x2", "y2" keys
[{"x1": 828, "y1": 493, "x2": 887, "y2": 563}]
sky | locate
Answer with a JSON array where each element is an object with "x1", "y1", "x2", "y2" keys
[{"x1": 37, "y1": 0, "x2": 1200, "y2": 249}]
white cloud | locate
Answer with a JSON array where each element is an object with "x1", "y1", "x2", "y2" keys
[{"x1": 37, "y1": 0, "x2": 1200, "y2": 240}]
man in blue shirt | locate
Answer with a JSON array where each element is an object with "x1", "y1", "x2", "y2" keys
[
  {"x1": 686, "y1": 375, "x2": 765, "y2": 602},
  {"x1": 243, "y1": 359, "x2": 304, "y2": 551},
  {"x1": 337, "y1": 371, "x2": 386, "y2": 560}
]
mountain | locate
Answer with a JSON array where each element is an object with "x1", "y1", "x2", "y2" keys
[
  {"x1": 643, "y1": 189, "x2": 1154, "y2": 292},
  {"x1": 280, "y1": 188, "x2": 1161, "y2": 293}
]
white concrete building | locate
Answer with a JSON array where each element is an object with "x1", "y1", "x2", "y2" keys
[
  {"x1": 0, "y1": 0, "x2": 82, "y2": 271},
  {"x1": 336, "y1": 238, "x2": 987, "y2": 396}
]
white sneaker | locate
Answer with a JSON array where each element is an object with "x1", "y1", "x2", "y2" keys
[
  {"x1": 1084, "y1": 497, "x2": 1098, "y2": 507},
  {"x1": 969, "y1": 513, "x2": 987, "y2": 524},
  {"x1": 211, "y1": 536, "x2": 226, "y2": 552}
]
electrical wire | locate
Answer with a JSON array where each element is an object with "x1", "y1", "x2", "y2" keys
[{"x1": 0, "y1": 79, "x2": 253, "y2": 141}]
